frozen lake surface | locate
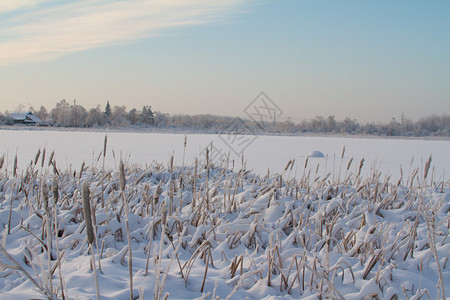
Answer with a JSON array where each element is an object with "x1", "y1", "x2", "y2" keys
[{"x1": 0, "y1": 128, "x2": 449, "y2": 181}]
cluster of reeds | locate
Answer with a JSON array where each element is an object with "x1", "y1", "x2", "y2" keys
[{"x1": 0, "y1": 141, "x2": 448, "y2": 299}]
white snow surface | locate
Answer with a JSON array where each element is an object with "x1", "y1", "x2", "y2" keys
[
  {"x1": 0, "y1": 129, "x2": 449, "y2": 299},
  {"x1": 0, "y1": 129, "x2": 449, "y2": 181}
]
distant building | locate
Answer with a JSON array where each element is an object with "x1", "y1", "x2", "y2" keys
[{"x1": 8, "y1": 112, "x2": 42, "y2": 125}]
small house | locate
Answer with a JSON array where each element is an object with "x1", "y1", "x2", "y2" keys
[{"x1": 9, "y1": 112, "x2": 42, "y2": 125}]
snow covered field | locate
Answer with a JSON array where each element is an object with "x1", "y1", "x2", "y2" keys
[
  {"x1": 0, "y1": 129, "x2": 449, "y2": 299},
  {"x1": 0, "y1": 129, "x2": 449, "y2": 181}
]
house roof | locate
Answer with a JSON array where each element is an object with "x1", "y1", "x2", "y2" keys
[
  {"x1": 10, "y1": 112, "x2": 29, "y2": 120},
  {"x1": 10, "y1": 112, "x2": 42, "y2": 123}
]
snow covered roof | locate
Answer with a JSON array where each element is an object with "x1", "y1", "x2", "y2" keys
[
  {"x1": 10, "y1": 112, "x2": 28, "y2": 120},
  {"x1": 9, "y1": 112, "x2": 42, "y2": 123},
  {"x1": 26, "y1": 113, "x2": 41, "y2": 123}
]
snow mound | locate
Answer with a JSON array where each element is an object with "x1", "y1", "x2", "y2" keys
[{"x1": 306, "y1": 150, "x2": 325, "y2": 158}]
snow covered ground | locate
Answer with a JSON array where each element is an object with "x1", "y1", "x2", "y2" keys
[
  {"x1": 0, "y1": 129, "x2": 449, "y2": 299},
  {"x1": 0, "y1": 129, "x2": 449, "y2": 181}
]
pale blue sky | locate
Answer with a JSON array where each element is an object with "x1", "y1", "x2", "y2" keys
[{"x1": 1, "y1": 0, "x2": 449, "y2": 122}]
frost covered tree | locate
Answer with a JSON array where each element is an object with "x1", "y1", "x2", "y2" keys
[
  {"x1": 105, "y1": 101, "x2": 111, "y2": 117},
  {"x1": 86, "y1": 106, "x2": 107, "y2": 127},
  {"x1": 126, "y1": 108, "x2": 139, "y2": 125},
  {"x1": 111, "y1": 105, "x2": 129, "y2": 127},
  {"x1": 5, "y1": 99, "x2": 449, "y2": 137},
  {"x1": 69, "y1": 104, "x2": 88, "y2": 127},
  {"x1": 50, "y1": 100, "x2": 71, "y2": 126},
  {"x1": 34, "y1": 106, "x2": 49, "y2": 122},
  {"x1": 140, "y1": 105, "x2": 155, "y2": 125}
]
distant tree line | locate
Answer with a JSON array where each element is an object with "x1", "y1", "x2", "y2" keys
[
  {"x1": 0, "y1": 100, "x2": 156, "y2": 128},
  {"x1": 0, "y1": 100, "x2": 449, "y2": 137},
  {"x1": 272, "y1": 115, "x2": 450, "y2": 137}
]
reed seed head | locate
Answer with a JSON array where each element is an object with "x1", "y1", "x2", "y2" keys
[
  {"x1": 34, "y1": 149, "x2": 41, "y2": 165},
  {"x1": 82, "y1": 181, "x2": 95, "y2": 245},
  {"x1": 119, "y1": 160, "x2": 126, "y2": 190},
  {"x1": 13, "y1": 154, "x2": 17, "y2": 177},
  {"x1": 52, "y1": 177, "x2": 59, "y2": 204},
  {"x1": 103, "y1": 134, "x2": 108, "y2": 158},
  {"x1": 41, "y1": 148, "x2": 46, "y2": 168},
  {"x1": 424, "y1": 155, "x2": 432, "y2": 179},
  {"x1": 42, "y1": 183, "x2": 49, "y2": 210},
  {"x1": 48, "y1": 151, "x2": 55, "y2": 166},
  {"x1": 154, "y1": 185, "x2": 163, "y2": 204}
]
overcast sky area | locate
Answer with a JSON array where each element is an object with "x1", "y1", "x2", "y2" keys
[{"x1": 0, "y1": 0, "x2": 449, "y2": 123}]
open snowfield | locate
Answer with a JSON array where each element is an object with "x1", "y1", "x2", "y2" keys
[
  {"x1": 0, "y1": 128, "x2": 449, "y2": 181},
  {"x1": 0, "y1": 129, "x2": 449, "y2": 299}
]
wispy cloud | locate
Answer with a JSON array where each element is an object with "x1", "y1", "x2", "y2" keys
[{"x1": 0, "y1": 0, "x2": 249, "y2": 66}]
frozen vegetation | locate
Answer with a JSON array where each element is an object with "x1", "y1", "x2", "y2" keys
[
  {"x1": 0, "y1": 136, "x2": 449, "y2": 299},
  {"x1": 1, "y1": 100, "x2": 449, "y2": 137}
]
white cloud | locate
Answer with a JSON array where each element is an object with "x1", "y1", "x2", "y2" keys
[
  {"x1": 0, "y1": 0, "x2": 249, "y2": 66},
  {"x1": 0, "y1": 0, "x2": 45, "y2": 14}
]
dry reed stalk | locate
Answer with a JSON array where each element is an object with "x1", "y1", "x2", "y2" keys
[
  {"x1": 267, "y1": 250, "x2": 273, "y2": 287},
  {"x1": 41, "y1": 148, "x2": 46, "y2": 168},
  {"x1": 421, "y1": 207, "x2": 446, "y2": 300},
  {"x1": 200, "y1": 246, "x2": 213, "y2": 293},
  {"x1": 20, "y1": 225, "x2": 48, "y2": 252},
  {"x1": 0, "y1": 243, "x2": 53, "y2": 299},
  {"x1": 42, "y1": 183, "x2": 54, "y2": 300},
  {"x1": 119, "y1": 159, "x2": 134, "y2": 300},
  {"x1": 153, "y1": 223, "x2": 167, "y2": 300},
  {"x1": 48, "y1": 151, "x2": 55, "y2": 167},
  {"x1": 336, "y1": 146, "x2": 345, "y2": 187},
  {"x1": 13, "y1": 153, "x2": 17, "y2": 177},
  {"x1": 101, "y1": 134, "x2": 107, "y2": 209},
  {"x1": 52, "y1": 195, "x2": 66, "y2": 300},
  {"x1": 182, "y1": 241, "x2": 210, "y2": 288},
  {"x1": 79, "y1": 161, "x2": 85, "y2": 180},
  {"x1": 292, "y1": 256, "x2": 307, "y2": 294},
  {"x1": 0, "y1": 155, "x2": 4, "y2": 170},
  {"x1": 34, "y1": 148, "x2": 41, "y2": 166},
  {"x1": 357, "y1": 158, "x2": 364, "y2": 178},
  {"x1": 89, "y1": 244, "x2": 101, "y2": 300},
  {"x1": 180, "y1": 136, "x2": 187, "y2": 209},
  {"x1": 230, "y1": 254, "x2": 244, "y2": 278},
  {"x1": 158, "y1": 228, "x2": 185, "y2": 300},
  {"x1": 166, "y1": 232, "x2": 185, "y2": 279},
  {"x1": 7, "y1": 186, "x2": 14, "y2": 235},
  {"x1": 83, "y1": 182, "x2": 100, "y2": 300},
  {"x1": 423, "y1": 155, "x2": 432, "y2": 184},
  {"x1": 362, "y1": 249, "x2": 382, "y2": 279},
  {"x1": 135, "y1": 172, "x2": 149, "y2": 186},
  {"x1": 205, "y1": 149, "x2": 210, "y2": 211},
  {"x1": 192, "y1": 158, "x2": 197, "y2": 212}
]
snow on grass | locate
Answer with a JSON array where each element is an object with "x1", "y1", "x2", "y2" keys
[{"x1": 0, "y1": 148, "x2": 449, "y2": 299}]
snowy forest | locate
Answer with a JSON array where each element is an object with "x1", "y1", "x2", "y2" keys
[{"x1": 1, "y1": 99, "x2": 449, "y2": 137}]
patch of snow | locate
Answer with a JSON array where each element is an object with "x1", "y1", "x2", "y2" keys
[{"x1": 306, "y1": 150, "x2": 325, "y2": 158}]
